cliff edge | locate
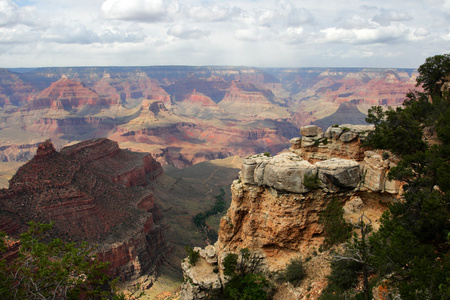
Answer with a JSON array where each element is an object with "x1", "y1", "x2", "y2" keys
[{"x1": 180, "y1": 125, "x2": 401, "y2": 300}]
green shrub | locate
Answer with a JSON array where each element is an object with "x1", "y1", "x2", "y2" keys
[
  {"x1": 382, "y1": 152, "x2": 390, "y2": 160},
  {"x1": 185, "y1": 246, "x2": 200, "y2": 266},
  {"x1": 303, "y1": 173, "x2": 320, "y2": 190},
  {"x1": 279, "y1": 258, "x2": 306, "y2": 286},
  {"x1": 319, "y1": 198, "x2": 352, "y2": 249},
  {"x1": 264, "y1": 152, "x2": 271, "y2": 157},
  {"x1": 223, "y1": 253, "x2": 238, "y2": 276}
]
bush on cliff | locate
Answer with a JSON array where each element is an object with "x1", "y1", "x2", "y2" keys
[
  {"x1": 0, "y1": 222, "x2": 127, "y2": 300},
  {"x1": 278, "y1": 257, "x2": 306, "y2": 287},
  {"x1": 221, "y1": 248, "x2": 270, "y2": 300}
]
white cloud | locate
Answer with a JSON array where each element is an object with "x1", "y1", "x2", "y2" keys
[
  {"x1": 234, "y1": 28, "x2": 261, "y2": 42},
  {"x1": 320, "y1": 23, "x2": 409, "y2": 44},
  {"x1": 101, "y1": 0, "x2": 180, "y2": 22},
  {"x1": 373, "y1": 9, "x2": 412, "y2": 26},
  {"x1": 167, "y1": 24, "x2": 210, "y2": 39},
  {"x1": 186, "y1": 4, "x2": 240, "y2": 22}
]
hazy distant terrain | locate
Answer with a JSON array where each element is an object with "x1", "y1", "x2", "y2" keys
[{"x1": 0, "y1": 66, "x2": 417, "y2": 173}]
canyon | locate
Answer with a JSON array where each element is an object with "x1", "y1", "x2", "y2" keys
[
  {"x1": 0, "y1": 138, "x2": 168, "y2": 280},
  {"x1": 0, "y1": 66, "x2": 417, "y2": 173},
  {"x1": 180, "y1": 124, "x2": 401, "y2": 299}
]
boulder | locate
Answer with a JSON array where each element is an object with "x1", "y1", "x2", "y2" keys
[
  {"x1": 301, "y1": 136, "x2": 317, "y2": 147},
  {"x1": 255, "y1": 152, "x2": 317, "y2": 193},
  {"x1": 241, "y1": 155, "x2": 271, "y2": 185},
  {"x1": 315, "y1": 158, "x2": 360, "y2": 190},
  {"x1": 290, "y1": 137, "x2": 302, "y2": 149},
  {"x1": 339, "y1": 131, "x2": 359, "y2": 143},
  {"x1": 343, "y1": 196, "x2": 364, "y2": 215},
  {"x1": 300, "y1": 125, "x2": 323, "y2": 137}
]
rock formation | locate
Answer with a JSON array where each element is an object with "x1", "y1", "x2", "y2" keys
[
  {"x1": 0, "y1": 66, "x2": 417, "y2": 170},
  {"x1": 0, "y1": 138, "x2": 168, "y2": 280},
  {"x1": 180, "y1": 125, "x2": 400, "y2": 299}
]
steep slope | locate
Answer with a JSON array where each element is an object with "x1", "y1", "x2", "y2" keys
[
  {"x1": 0, "y1": 138, "x2": 168, "y2": 280},
  {"x1": 312, "y1": 101, "x2": 368, "y2": 130}
]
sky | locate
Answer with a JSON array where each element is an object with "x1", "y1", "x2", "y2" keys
[{"x1": 0, "y1": 0, "x2": 449, "y2": 69}]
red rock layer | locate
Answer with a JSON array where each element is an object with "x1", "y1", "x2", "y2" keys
[{"x1": 0, "y1": 138, "x2": 167, "y2": 280}]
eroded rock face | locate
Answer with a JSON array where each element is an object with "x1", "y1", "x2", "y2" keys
[
  {"x1": 181, "y1": 125, "x2": 402, "y2": 299},
  {"x1": 0, "y1": 138, "x2": 167, "y2": 280}
]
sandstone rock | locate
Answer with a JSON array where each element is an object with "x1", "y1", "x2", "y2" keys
[
  {"x1": 300, "y1": 125, "x2": 323, "y2": 137},
  {"x1": 241, "y1": 155, "x2": 271, "y2": 185},
  {"x1": 301, "y1": 136, "x2": 317, "y2": 147},
  {"x1": 198, "y1": 245, "x2": 218, "y2": 264},
  {"x1": 343, "y1": 196, "x2": 364, "y2": 215},
  {"x1": 339, "y1": 131, "x2": 359, "y2": 143},
  {"x1": 315, "y1": 158, "x2": 360, "y2": 190},
  {"x1": 290, "y1": 137, "x2": 302, "y2": 149},
  {"x1": 252, "y1": 152, "x2": 317, "y2": 193}
]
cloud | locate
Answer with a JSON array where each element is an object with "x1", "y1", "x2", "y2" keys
[
  {"x1": 186, "y1": 4, "x2": 241, "y2": 22},
  {"x1": 253, "y1": 1, "x2": 313, "y2": 27},
  {"x1": 0, "y1": 0, "x2": 39, "y2": 27},
  {"x1": 0, "y1": 25, "x2": 39, "y2": 44},
  {"x1": 234, "y1": 28, "x2": 261, "y2": 42},
  {"x1": 320, "y1": 23, "x2": 409, "y2": 44},
  {"x1": 167, "y1": 24, "x2": 210, "y2": 39},
  {"x1": 373, "y1": 9, "x2": 412, "y2": 26},
  {"x1": 42, "y1": 23, "x2": 99, "y2": 44},
  {"x1": 281, "y1": 27, "x2": 305, "y2": 44},
  {"x1": 101, "y1": 0, "x2": 180, "y2": 22}
]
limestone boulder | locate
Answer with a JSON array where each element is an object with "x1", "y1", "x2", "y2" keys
[
  {"x1": 301, "y1": 136, "x2": 317, "y2": 147},
  {"x1": 315, "y1": 158, "x2": 360, "y2": 190},
  {"x1": 290, "y1": 137, "x2": 302, "y2": 149},
  {"x1": 241, "y1": 155, "x2": 271, "y2": 185},
  {"x1": 255, "y1": 152, "x2": 317, "y2": 193},
  {"x1": 340, "y1": 131, "x2": 359, "y2": 143},
  {"x1": 300, "y1": 125, "x2": 323, "y2": 137}
]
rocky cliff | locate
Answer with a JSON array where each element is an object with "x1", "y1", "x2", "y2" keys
[
  {"x1": 180, "y1": 125, "x2": 400, "y2": 299},
  {"x1": 0, "y1": 138, "x2": 168, "y2": 280}
]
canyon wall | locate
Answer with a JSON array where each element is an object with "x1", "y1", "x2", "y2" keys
[
  {"x1": 0, "y1": 67, "x2": 417, "y2": 169},
  {"x1": 0, "y1": 138, "x2": 168, "y2": 280},
  {"x1": 180, "y1": 125, "x2": 401, "y2": 299}
]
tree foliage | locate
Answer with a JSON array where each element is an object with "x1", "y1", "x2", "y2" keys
[
  {"x1": 362, "y1": 53, "x2": 450, "y2": 299},
  {"x1": 0, "y1": 222, "x2": 126, "y2": 300},
  {"x1": 319, "y1": 198, "x2": 352, "y2": 249}
]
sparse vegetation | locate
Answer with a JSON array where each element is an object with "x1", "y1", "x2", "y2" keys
[
  {"x1": 263, "y1": 152, "x2": 271, "y2": 157},
  {"x1": 192, "y1": 187, "x2": 227, "y2": 242}
]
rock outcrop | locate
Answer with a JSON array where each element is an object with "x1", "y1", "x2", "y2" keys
[
  {"x1": 180, "y1": 125, "x2": 400, "y2": 299},
  {"x1": 0, "y1": 138, "x2": 168, "y2": 280}
]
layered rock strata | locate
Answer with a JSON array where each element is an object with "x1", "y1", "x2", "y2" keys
[
  {"x1": 180, "y1": 125, "x2": 400, "y2": 299},
  {"x1": 0, "y1": 138, "x2": 168, "y2": 280}
]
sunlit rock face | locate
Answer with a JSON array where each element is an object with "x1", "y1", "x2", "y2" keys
[{"x1": 0, "y1": 138, "x2": 168, "y2": 280}]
